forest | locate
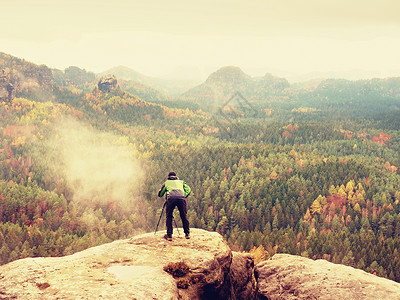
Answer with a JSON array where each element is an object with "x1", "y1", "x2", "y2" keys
[{"x1": 1, "y1": 53, "x2": 400, "y2": 283}]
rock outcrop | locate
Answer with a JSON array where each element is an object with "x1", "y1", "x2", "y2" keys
[
  {"x1": 1, "y1": 230, "x2": 400, "y2": 299},
  {"x1": 0, "y1": 229, "x2": 234, "y2": 299},
  {"x1": 0, "y1": 69, "x2": 14, "y2": 102},
  {"x1": 220, "y1": 252, "x2": 257, "y2": 299},
  {"x1": 98, "y1": 74, "x2": 118, "y2": 92},
  {"x1": 255, "y1": 254, "x2": 400, "y2": 300}
]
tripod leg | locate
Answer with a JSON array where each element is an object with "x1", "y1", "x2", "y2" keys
[
  {"x1": 173, "y1": 217, "x2": 180, "y2": 236},
  {"x1": 154, "y1": 202, "x2": 166, "y2": 235}
]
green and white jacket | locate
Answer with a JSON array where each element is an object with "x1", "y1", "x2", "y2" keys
[{"x1": 158, "y1": 176, "x2": 191, "y2": 199}]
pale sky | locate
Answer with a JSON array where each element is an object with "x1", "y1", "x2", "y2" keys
[{"x1": 1, "y1": 0, "x2": 400, "y2": 81}]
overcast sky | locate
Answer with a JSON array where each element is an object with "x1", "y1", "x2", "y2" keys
[{"x1": 1, "y1": 0, "x2": 399, "y2": 81}]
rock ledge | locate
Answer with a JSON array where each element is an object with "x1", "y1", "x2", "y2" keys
[
  {"x1": 0, "y1": 229, "x2": 231, "y2": 299},
  {"x1": 255, "y1": 254, "x2": 400, "y2": 300}
]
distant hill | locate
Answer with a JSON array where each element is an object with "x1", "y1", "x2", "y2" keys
[
  {"x1": 2, "y1": 51, "x2": 400, "y2": 115},
  {"x1": 0, "y1": 52, "x2": 53, "y2": 101},
  {"x1": 52, "y1": 66, "x2": 96, "y2": 88},
  {"x1": 0, "y1": 53, "x2": 98, "y2": 102},
  {"x1": 118, "y1": 79, "x2": 168, "y2": 102},
  {"x1": 182, "y1": 66, "x2": 290, "y2": 104},
  {"x1": 182, "y1": 65, "x2": 400, "y2": 114},
  {"x1": 287, "y1": 70, "x2": 400, "y2": 83},
  {"x1": 97, "y1": 66, "x2": 169, "y2": 102},
  {"x1": 0, "y1": 53, "x2": 193, "y2": 110},
  {"x1": 99, "y1": 66, "x2": 200, "y2": 96},
  {"x1": 314, "y1": 77, "x2": 400, "y2": 100},
  {"x1": 293, "y1": 77, "x2": 400, "y2": 114},
  {"x1": 99, "y1": 66, "x2": 152, "y2": 84}
]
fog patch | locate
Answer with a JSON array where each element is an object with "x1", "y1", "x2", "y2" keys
[{"x1": 35, "y1": 117, "x2": 142, "y2": 207}]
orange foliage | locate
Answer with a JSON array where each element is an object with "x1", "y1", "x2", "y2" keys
[
  {"x1": 339, "y1": 128, "x2": 353, "y2": 139},
  {"x1": 247, "y1": 161, "x2": 255, "y2": 168},
  {"x1": 281, "y1": 130, "x2": 292, "y2": 138},
  {"x1": 71, "y1": 108, "x2": 84, "y2": 119},
  {"x1": 358, "y1": 131, "x2": 368, "y2": 138},
  {"x1": 2, "y1": 124, "x2": 37, "y2": 139},
  {"x1": 296, "y1": 159, "x2": 305, "y2": 167},
  {"x1": 286, "y1": 124, "x2": 298, "y2": 132},
  {"x1": 384, "y1": 161, "x2": 398, "y2": 173},
  {"x1": 269, "y1": 171, "x2": 278, "y2": 180},
  {"x1": 321, "y1": 193, "x2": 347, "y2": 217},
  {"x1": 108, "y1": 200, "x2": 115, "y2": 211},
  {"x1": 372, "y1": 132, "x2": 391, "y2": 145}
]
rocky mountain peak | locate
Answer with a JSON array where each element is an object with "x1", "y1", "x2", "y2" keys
[
  {"x1": 205, "y1": 66, "x2": 251, "y2": 84},
  {"x1": 98, "y1": 74, "x2": 118, "y2": 93}
]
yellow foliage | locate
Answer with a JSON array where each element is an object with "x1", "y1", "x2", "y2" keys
[
  {"x1": 249, "y1": 245, "x2": 267, "y2": 264},
  {"x1": 289, "y1": 149, "x2": 298, "y2": 159},
  {"x1": 316, "y1": 194, "x2": 327, "y2": 206},
  {"x1": 310, "y1": 199, "x2": 322, "y2": 215},
  {"x1": 328, "y1": 185, "x2": 337, "y2": 195},
  {"x1": 113, "y1": 136, "x2": 130, "y2": 146},
  {"x1": 11, "y1": 136, "x2": 26, "y2": 147},
  {"x1": 345, "y1": 180, "x2": 355, "y2": 193},
  {"x1": 291, "y1": 107, "x2": 317, "y2": 113},
  {"x1": 269, "y1": 171, "x2": 278, "y2": 180},
  {"x1": 303, "y1": 208, "x2": 312, "y2": 223},
  {"x1": 296, "y1": 159, "x2": 305, "y2": 167},
  {"x1": 337, "y1": 187, "x2": 346, "y2": 196}
]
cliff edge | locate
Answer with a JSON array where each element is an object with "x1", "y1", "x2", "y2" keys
[
  {"x1": 256, "y1": 254, "x2": 400, "y2": 300},
  {"x1": 0, "y1": 229, "x2": 237, "y2": 299},
  {"x1": 0, "y1": 229, "x2": 400, "y2": 299}
]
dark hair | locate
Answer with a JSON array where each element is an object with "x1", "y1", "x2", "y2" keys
[{"x1": 168, "y1": 171, "x2": 176, "y2": 177}]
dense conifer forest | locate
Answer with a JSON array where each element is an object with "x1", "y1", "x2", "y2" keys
[{"x1": 1, "y1": 53, "x2": 400, "y2": 282}]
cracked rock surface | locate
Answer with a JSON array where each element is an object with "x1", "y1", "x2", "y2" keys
[
  {"x1": 255, "y1": 254, "x2": 400, "y2": 300},
  {"x1": 0, "y1": 228, "x2": 231, "y2": 300}
]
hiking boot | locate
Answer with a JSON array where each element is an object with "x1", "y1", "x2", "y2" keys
[
  {"x1": 185, "y1": 234, "x2": 190, "y2": 239},
  {"x1": 164, "y1": 234, "x2": 172, "y2": 241}
]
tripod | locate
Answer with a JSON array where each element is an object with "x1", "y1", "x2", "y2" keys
[{"x1": 154, "y1": 200, "x2": 180, "y2": 235}]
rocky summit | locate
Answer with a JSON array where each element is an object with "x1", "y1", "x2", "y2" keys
[
  {"x1": 98, "y1": 74, "x2": 118, "y2": 93},
  {"x1": 255, "y1": 254, "x2": 400, "y2": 300},
  {"x1": 0, "y1": 229, "x2": 237, "y2": 299},
  {"x1": 1, "y1": 229, "x2": 400, "y2": 299}
]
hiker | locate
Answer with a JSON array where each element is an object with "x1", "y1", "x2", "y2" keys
[{"x1": 158, "y1": 171, "x2": 191, "y2": 241}]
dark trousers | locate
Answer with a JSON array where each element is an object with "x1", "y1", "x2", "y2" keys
[{"x1": 166, "y1": 197, "x2": 190, "y2": 236}]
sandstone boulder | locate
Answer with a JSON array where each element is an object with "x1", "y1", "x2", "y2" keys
[
  {"x1": 255, "y1": 254, "x2": 400, "y2": 300},
  {"x1": 0, "y1": 229, "x2": 232, "y2": 299},
  {"x1": 220, "y1": 252, "x2": 257, "y2": 299},
  {"x1": 98, "y1": 74, "x2": 118, "y2": 92}
]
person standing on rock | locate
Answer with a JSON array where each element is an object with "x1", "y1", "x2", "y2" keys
[{"x1": 158, "y1": 171, "x2": 191, "y2": 241}]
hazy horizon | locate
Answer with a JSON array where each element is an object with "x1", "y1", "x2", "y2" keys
[{"x1": 1, "y1": 0, "x2": 400, "y2": 82}]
